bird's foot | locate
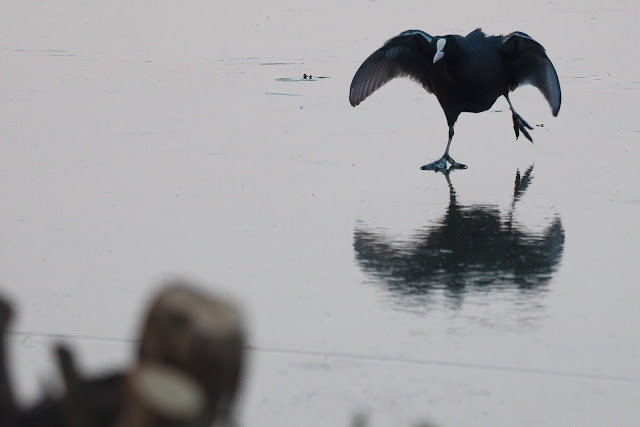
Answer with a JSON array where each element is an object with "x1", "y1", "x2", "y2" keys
[
  {"x1": 445, "y1": 154, "x2": 468, "y2": 170},
  {"x1": 420, "y1": 155, "x2": 467, "y2": 172},
  {"x1": 420, "y1": 156, "x2": 448, "y2": 171},
  {"x1": 512, "y1": 113, "x2": 534, "y2": 143}
]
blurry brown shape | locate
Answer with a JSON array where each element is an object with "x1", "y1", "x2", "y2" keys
[
  {"x1": 117, "y1": 362, "x2": 206, "y2": 427},
  {"x1": 0, "y1": 281, "x2": 246, "y2": 426},
  {"x1": 138, "y1": 283, "x2": 246, "y2": 426}
]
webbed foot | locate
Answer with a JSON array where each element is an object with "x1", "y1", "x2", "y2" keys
[
  {"x1": 420, "y1": 155, "x2": 467, "y2": 172},
  {"x1": 513, "y1": 113, "x2": 534, "y2": 142},
  {"x1": 445, "y1": 154, "x2": 467, "y2": 170},
  {"x1": 420, "y1": 156, "x2": 448, "y2": 172}
]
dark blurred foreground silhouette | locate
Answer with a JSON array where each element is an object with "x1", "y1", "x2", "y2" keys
[
  {"x1": 0, "y1": 282, "x2": 246, "y2": 427},
  {"x1": 0, "y1": 283, "x2": 439, "y2": 426}
]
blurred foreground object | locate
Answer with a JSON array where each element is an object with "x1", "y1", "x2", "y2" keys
[
  {"x1": 0, "y1": 282, "x2": 246, "y2": 427},
  {"x1": 137, "y1": 284, "x2": 245, "y2": 425}
]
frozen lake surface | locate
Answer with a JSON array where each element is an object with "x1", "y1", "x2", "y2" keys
[{"x1": 1, "y1": 1, "x2": 639, "y2": 425}]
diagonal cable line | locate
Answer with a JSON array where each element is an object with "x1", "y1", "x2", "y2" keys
[
  {"x1": 248, "y1": 345, "x2": 640, "y2": 384},
  {"x1": 7, "y1": 330, "x2": 640, "y2": 384}
]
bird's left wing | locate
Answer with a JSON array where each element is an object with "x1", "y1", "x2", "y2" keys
[
  {"x1": 500, "y1": 32, "x2": 561, "y2": 116},
  {"x1": 349, "y1": 30, "x2": 435, "y2": 107}
]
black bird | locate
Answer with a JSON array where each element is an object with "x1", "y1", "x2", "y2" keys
[{"x1": 349, "y1": 29, "x2": 561, "y2": 171}]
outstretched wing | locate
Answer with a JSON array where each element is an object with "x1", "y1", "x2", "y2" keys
[
  {"x1": 349, "y1": 30, "x2": 435, "y2": 107},
  {"x1": 500, "y1": 32, "x2": 561, "y2": 116}
]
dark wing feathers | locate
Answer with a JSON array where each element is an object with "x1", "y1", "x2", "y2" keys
[
  {"x1": 501, "y1": 32, "x2": 561, "y2": 116},
  {"x1": 349, "y1": 30, "x2": 435, "y2": 107}
]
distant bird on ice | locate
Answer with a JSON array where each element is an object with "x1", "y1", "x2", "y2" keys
[{"x1": 349, "y1": 29, "x2": 561, "y2": 171}]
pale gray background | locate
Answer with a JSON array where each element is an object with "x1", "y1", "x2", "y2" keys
[{"x1": 1, "y1": 1, "x2": 639, "y2": 425}]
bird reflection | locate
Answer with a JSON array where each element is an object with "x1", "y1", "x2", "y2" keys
[{"x1": 353, "y1": 166, "x2": 564, "y2": 304}]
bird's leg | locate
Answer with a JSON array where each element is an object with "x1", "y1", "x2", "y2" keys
[
  {"x1": 506, "y1": 95, "x2": 534, "y2": 143},
  {"x1": 443, "y1": 127, "x2": 467, "y2": 169},
  {"x1": 420, "y1": 126, "x2": 467, "y2": 171}
]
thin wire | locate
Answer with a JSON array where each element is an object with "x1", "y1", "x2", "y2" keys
[
  {"x1": 247, "y1": 345, "x2": 640, "y2": 384},
  {"x1": 7, "y1": 330, "x2": 138, "y2": 344},
  {"x1": 7, "y1": 330, "x2": 640, "y2": 384}
]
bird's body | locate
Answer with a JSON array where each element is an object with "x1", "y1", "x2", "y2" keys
[{"x1": 349, "y1": 29, "x2": 561, "y2": 171}]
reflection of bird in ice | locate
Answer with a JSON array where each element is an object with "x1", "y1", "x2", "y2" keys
[
  {"x1": 353, "y1": 165, "x2": 565, "y2": 302},
  {"x1": 349, "y1": 29, "x2": 561, "y2": 171}
]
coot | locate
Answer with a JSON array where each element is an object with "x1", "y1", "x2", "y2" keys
[{"x1": 349, "y1": 29, "x2": 561, "y2": 171}]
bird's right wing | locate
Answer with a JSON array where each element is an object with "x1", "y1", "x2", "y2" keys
[{"x1": 349, "y1": 30, "x2": 435, "y2": 107}]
